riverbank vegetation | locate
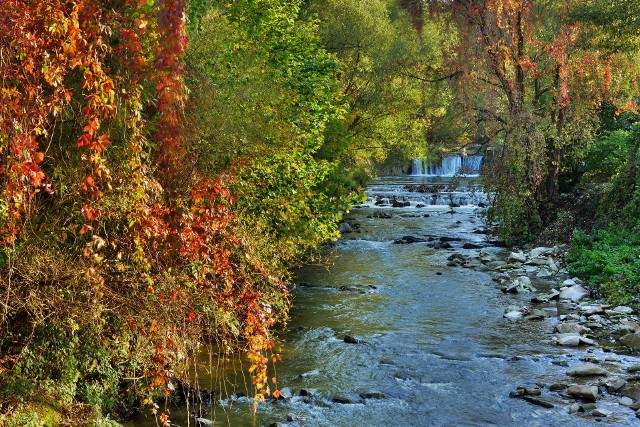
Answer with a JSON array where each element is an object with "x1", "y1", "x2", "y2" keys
[{"x1": 1, "y1": 0, "x2": 639, "y2": 425}]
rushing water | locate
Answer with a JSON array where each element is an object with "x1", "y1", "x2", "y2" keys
[{"x1": 125, "y1": 176, "x2": 639, "y2": 427}]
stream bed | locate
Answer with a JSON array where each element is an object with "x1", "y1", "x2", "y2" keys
[{"x1": 126, "y1": 176, "x2": 640, "y2": 427}]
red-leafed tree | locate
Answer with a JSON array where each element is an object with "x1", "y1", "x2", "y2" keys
[
  {"x1": 0, "y1": 1, "x2": 289, "y2": 424},
  {"x1": 423, "y1": 0, "x2": 635, "y2": 242}
]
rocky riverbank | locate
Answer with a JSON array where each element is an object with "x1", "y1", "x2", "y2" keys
[{"x1": 447, "y1": 243, "x2": 640, "y2": 421}]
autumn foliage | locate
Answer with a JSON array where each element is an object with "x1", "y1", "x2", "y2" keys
[{"x1": 0, "y1": 0, "x2": 305, "y2": 424}]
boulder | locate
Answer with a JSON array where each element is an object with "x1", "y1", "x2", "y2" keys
[
  {"x1": 621, "y1": 383, "x2": 640, "y2": 401},
  {"x1": 338, "y1": 222, "x2": 353, "y2": 233},
  {"x1": 529, "y1": 247, "x2": 552, "y2": 258},
  {"x1": 559, "y1": 284, "x2": 590, "y2": 302},
  {"x1": 462, "y1": 243, "x2": 483, "y2": 249},
  {"x1": 614, "y1": 306, "x2": 634, "y2": 315},
  {"x1": 619, "y1": 396, "x2": 635, "y2": 406},
  {"x1": 592, "y1": 408, "x2": 613, "y2": 417},
  {"x1": 555, "y1": 333, "x2": 581, "y2": 346},
  {"x1": 620, "y1": 333, "x2": 640, "y2": 351},
  {"x1": 567, "y1": 385, "x2": 598, "y2": 402},
  {"x1": 344, "y1": 335, "x2": 360, "y2": 344},
  {"x1": 555, "y1": 322, "x2": 589, "y2": 334},
  {"x1": 608, "y1": 379, "x2": 627, "y2": 393},
  {"x1": 359, "y1": 391, "x2": 386, "y2": 399},
  {"x1": 508, "y1": 251, "x2": 527, "y2": 263},
  {"x1": 567, "y1": 364, "x2": 607, "y2": 377},
  {"x1": 393, "y1": 236, "x2": 426, "y2": 244}
]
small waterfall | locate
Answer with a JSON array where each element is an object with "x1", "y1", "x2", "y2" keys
[
  {"x1": 411, "y1": 155, "x2": 484, "y2": 176},
  {"x1": 411, "y1": 159, "x2": 423, "y2": 175},
  {"x1": 441, "y1": 156, "x2": 462, "y2": 175},
  {"x1": 461, "y1": 156, "x2": 483, "y2": 174}
]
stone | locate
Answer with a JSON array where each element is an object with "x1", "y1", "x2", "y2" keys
[
  {"x1": 621, "y1": 320, "x2": 640, "y2": 332},
  {"x1": 592, "y1": 408, "x2": 613, "y2": 417},
  {"x1": 333, "y1": 395, "x2": 359, "y2": 404},
  {"x1": 621, "y1": 383, "x2": 640, "y2": 401},
  {"x1": 559, "y1": 284, "x2": 590, "y2": 302},
  {"x1": 338, "y1": 222, "x2": 353, "y2": 233},
  {"x1": 619, "y1": 396, "x2": 635, "y2": 406},
  {"x1": 555, "y1": 322, "x2": 589, "y2": 334},
  {"x1": 524, "y1": 309, "x2": 547, "y2": 320},
  {"x1": 580, "y1": 403, "x2": 597, "y2": 411},
  {"x1": 562, "y1": 278, "x2": 577, "y2": 286},
  {"x1": 462, "y1": 243, "x2": 483, "y2": 249},
  {"x1": 504, "y1": 310, "x2": 523, "y2": 320},
  {"x1": 620, "y1": 333, "x2": 640, "y2": 351},
  {"x1": 628, "y1": 364, "x2": 640, "y2": 372},
  {"x1": 569, "y1": 402, "x2": 581, "y2": 414},
  {"x1": 529, "y1": 257, "x2": 550, "y2": 266},
  {"x1": 550, "y1": 383, "x2": 569, "y2": 391},
  {"x1": 393, "y1": 235, "x2": 426, "y2": 244},
  {"x1": 614, "y1": 306, "x2": 634, "y2": 315},
  {"x1": 579, "y1": 336, "x2": 595, "y2": 346},
  {"x1": 195, "y1": 419, "x2": 214, "y2": 427},
  {"x1": 517, "y1": 276, "x2": 532, "y2": 286},
  {"x1": 359, "y1": 391, "x2": 386, "y2": 399},
  {"x1": 344, "y1": 335, "x2": 360, "y2": 344},
  {"x1": 278, "y1": 387, "x2": 293, "y2": 400},
  {"x1": 530, "y1": 247, "x2": 552, "y2": 259},
  {"x1": 521, "y1": 396, "x2": 555, "y2": 408},
  {"x1": 582, "y1": 305, "x2": 606, "y2": 315},
  {"x1": 567, "y1": 364, "x2": 607, "y2": 377},
  {"x1": 555, "y1": 333, "x2": 581, "y2": 346},
  {"x1": 567, "y1": 385, "x2": 598, "y2": 402},
  {"x1": 508, "y1": 251, "x2": 526, "y2": 263}
]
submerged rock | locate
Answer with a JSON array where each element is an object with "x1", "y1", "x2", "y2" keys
[
  {"x1": 359, "y1": 391, "x2": 386, "y2": 399},
  {"x1": 393, "y1": 235, "x2": 426, "y2": 244}
]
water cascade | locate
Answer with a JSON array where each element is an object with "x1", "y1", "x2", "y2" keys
[{"x1": 413, "y1": 155, "x2": 483, "y2": 176}]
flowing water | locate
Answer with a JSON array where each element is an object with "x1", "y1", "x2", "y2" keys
[{"x1": 125, "y1": 176, "x2": 639, "y2": 427}]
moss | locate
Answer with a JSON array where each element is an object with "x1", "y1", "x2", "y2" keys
[{"x1": 6, "y1": 401, "x2": 63, "y2": 427}]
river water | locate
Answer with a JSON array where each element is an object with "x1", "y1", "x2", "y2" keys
[{"x1": 126, "y1": 176, "x2": 639, "y2": 427}]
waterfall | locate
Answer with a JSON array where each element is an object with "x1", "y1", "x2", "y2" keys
[
  {"x1": 411, "y1": 155, "x2": 484, "y2": 176},
  {"x1": 411, "y1": 159, "x2": 423, "y2": 175}
]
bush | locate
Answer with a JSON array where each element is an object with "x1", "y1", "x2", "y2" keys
[{"x1": 567, "y1": 229, "x2": 640, "y2": 305}]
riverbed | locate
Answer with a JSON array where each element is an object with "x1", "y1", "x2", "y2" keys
[{"x1": 126, "y1": 176, "x2": 640, "y2": 426}]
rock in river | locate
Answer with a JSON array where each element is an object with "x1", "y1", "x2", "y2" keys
[
  {"x1": 567, "y1": 363, "x2": 607, "y2": 377},
  {"x1": 620, "y1": 332, "x2": 640, "y2": 351},
  {"x1": 567, "y1": 385, "x2": 599, "y2": 402},
  {"x1": 559, "y1": 284, "x2": 590, "y2": 302},
  {"x1": 393, "y1": 235, "x2": 426, "y2": 244}
]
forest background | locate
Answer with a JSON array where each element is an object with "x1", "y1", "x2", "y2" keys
[{"x1": 1, "y1": 0, "x2": 640, "y2": 425}]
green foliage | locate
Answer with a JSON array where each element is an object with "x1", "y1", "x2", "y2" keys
[
  {"x1": 581, "y1": 129, "x2": 630, "y2": 180},
  {"x1": 308, "y1": 0, "x2": 456, "y2": 170},
  {"x1": 568, "y1": 229, "x2": 640, "y2": 305}
]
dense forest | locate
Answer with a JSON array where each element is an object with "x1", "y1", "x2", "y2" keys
[{"x1": 1, "y1": 0, "x2": 639, "y2": 425}]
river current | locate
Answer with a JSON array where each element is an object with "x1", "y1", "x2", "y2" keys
[{"x1": 126, "y1": 176, "x2": 639, "y2": 427}]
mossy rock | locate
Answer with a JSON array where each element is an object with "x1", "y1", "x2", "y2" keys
[{"x1": 8, "y1": 402, "x2": 62, "y2": 427}]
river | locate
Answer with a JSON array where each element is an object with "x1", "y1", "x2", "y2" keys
[{"x1": 125, "y1": 176, "x2": 639, "y2": 426}]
